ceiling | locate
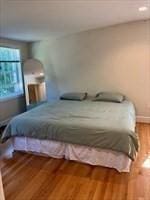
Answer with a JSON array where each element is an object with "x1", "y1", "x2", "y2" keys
[{"x1": 0, "y1": 0, "x2": 150, "y2": 42}]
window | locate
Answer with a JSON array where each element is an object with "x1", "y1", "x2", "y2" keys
[{"x1": 0, "y1": 47, "x2": 24, "y2": 100}]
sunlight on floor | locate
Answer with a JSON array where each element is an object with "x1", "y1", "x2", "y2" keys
[{"x1": 142, "y1": 155, "x2": 150, "y2": 169}]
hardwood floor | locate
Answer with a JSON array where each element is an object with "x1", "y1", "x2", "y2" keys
[
  {"x1": 0, "y1": 123, "x2": 150, "y2": 200},
  {"x1": 0, "y1": 171, "x2": 5, "y2": 200}
]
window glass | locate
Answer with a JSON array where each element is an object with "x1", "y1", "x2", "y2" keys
[{"x1": 0, "y1": 47, "x2": 24, "y2": 100}]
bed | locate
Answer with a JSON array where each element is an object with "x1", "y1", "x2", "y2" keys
[{"x1": 1, "y1": 99, "x2": 139, "y2": 172}]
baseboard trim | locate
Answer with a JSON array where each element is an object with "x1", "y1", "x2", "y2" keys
[{"x1": 136, "y1": 116, "x2": 150, "y2": 124}]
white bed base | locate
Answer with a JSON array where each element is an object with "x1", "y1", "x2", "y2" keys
[{"x1": 10, "y1": 137, "x2": 132, "y2": 172}]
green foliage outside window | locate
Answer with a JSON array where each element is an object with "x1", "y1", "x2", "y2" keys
[{"x1": 0, "y1": 47, "x2": 23, "y2": 99}]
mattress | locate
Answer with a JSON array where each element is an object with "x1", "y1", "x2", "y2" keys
[{"x1": 12, "y1": 137, "x2": 132, "y2": 172}]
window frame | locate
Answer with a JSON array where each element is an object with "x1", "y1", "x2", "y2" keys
[{"x1": 0, "y1": 46, "x2": 24, "y2": 102}]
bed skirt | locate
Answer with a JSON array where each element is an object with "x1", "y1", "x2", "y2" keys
[{"x1": 9, "y1": 137, "x2": 132, "y2": 172}]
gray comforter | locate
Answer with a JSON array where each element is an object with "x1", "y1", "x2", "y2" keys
[{"x1": 1, "y1": 100, "x2": 139, "y2": 160}]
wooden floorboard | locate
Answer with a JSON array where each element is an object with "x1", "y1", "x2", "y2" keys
[{"x1": 1, "y1": 123, "x2": 150, "y2": 200}]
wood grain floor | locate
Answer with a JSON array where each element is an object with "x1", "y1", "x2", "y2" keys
[{"x1": 0, "y1": 123, "x2": 150, "y2": 200}]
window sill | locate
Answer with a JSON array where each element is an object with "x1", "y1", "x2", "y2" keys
[{"x1": 0, "y1": 93, "x2": 24, "y2": 102}]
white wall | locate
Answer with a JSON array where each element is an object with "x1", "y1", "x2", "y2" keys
[
  {"x1": 24, "y1": 74, "x2": 38, "y2": 105},
  {"x1": 31, "y1": 41, "x2": 60, "y2": 100},
  {"x1": 39, "y1": 82, "x2": 46, "y2": 102},
  {"x1": 0, "y1": 38, "x2": 29, "y2": 125},
  {"x1": 31, "y1": 20, "x2": 150, "y2": 120}
]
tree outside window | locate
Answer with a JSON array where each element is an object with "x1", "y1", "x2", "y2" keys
[{"x1": 0, "y1": 47, "x2": 24, "y2": 100}]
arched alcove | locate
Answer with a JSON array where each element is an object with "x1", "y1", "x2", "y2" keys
[{"x1": 23, "y1": 59, "x2": 47, "y2": 108}]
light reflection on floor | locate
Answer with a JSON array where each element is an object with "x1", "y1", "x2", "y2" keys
[{"x1": 142, "y1": 155, "x2": 150, "y2": 169}]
